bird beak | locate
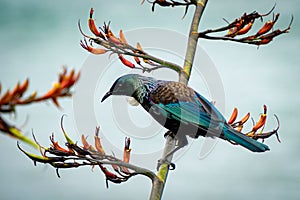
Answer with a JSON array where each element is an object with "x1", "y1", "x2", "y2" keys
[{"x1": 101, "y1": 91, "x2": 112, "y2": 102}]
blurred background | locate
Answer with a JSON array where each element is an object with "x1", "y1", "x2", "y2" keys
[{"x1": 0, "y1": 0, "x2": 299, "y2": 199}]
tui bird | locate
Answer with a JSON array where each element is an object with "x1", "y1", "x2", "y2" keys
[{"x1": 101, "y1": 74, "x2": 269, "y2": 155}]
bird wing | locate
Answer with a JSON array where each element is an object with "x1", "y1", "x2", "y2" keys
[
  {"x1": 193, "y1": 91, "x2": 226, "y2": 122},
  {"x1": 147, "y1": 81, "x2": 270, "y2": 152},
  {"x1": 155, "y1": 101, "x2": 215, "y2": 127},
  {"x1": 148, "y1": 81, "x2": 224, "y2": 129}
]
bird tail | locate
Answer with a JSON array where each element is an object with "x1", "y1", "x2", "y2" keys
[{"x1": 222, "y1": 125, "x2": 270, "y2": 152}]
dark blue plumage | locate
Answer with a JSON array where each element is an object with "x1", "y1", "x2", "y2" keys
[{"x1": 101, "y1": 74, "x2": 269, "y2": 153}]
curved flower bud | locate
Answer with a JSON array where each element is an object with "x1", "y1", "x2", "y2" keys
[
  {"x1": 123, "y1": 137, "x2": 131, "y2": 163},
  {"x1": 80, "y1": 39, "x2": 107, "y2": 55},
  {"x1": 256, "y1": 13, "x2": 280, "y2": 36},
  {"x1": 252, "y1": 105, "x2": 267, "y2": 132},
  {"x1": 119, "y1": 29, "x2": 128, "y2": 44},
  {"x1": 228, "y1": 107, "x2": 238, "y2": 124},
  {"x1": 118, "y1": 54, "x2": 135, "y2": 68},
  {"x1": 88, "y1": 8, "x2": 106, "y2": 39},
  {"x1": 237, "y1": 20, "x2": 254, "y2": 35}
]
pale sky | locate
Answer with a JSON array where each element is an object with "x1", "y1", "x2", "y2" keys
[{"x1": 0, "y1": 1, "x2": 299, "y2": 199}]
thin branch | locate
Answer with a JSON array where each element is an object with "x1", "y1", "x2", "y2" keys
[
  {"x1": 89, "y1": 158, "x2": 156, "y2": 180},
  {"x1": 17, "y1": 122, "x2": 158, "y2": 187},
  {"x1": 0, "y1": 68, "x2": 80, "y2": 112},
  {"x1": 78, "y1": 13, "x2": 182, "y2": 73},
  {"x1": 0, "y1": 116, "x2": 39, "y2": 149},
  {"x1": 149, "y1": 135, "x2": 176, "y2": 200},
  {"x1": 198, "y1": 22, "x2": 292, "y2": 45},
  {"x1": 179, "y1": 0, "x2": 208, "y2": 84},
  {"x1": 197, "y1": 7, "x2": 293, "y2": 46},
  {"x1": 0, "y1": 68, "x2": 80, "y2": 149},
  {"x1": 141, "y1": 0, "x2": 196, "y2": 15}
]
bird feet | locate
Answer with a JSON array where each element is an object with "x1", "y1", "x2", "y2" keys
[
  {"x1": 156, "y1": 145, "x2": 182, "y2": 171},
  {"x1": 157, "y1": 132, "x2": 187, "y2": 171},
  {"x1": 163, "y1": 131, "x2": 176, "y2": 139}
]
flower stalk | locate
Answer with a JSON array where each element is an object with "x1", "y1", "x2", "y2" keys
[{"x1": 150, "y1": 1, "x2": 208, "y2": 200}]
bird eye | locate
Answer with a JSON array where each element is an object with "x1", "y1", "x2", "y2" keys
[{"x1": 118, "y1": 83, "x2": 123, "y2": 87}]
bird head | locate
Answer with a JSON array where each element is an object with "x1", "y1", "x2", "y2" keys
[{"x1": 101, "y1": 74, "x2": 141, "y2": 102}]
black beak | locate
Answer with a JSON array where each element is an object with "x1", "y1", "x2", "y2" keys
[{"x1": 101, "y1": 91, "x2": 112, "y2": 102}]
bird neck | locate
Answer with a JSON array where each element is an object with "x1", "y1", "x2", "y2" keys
[{"x1": 132, "y1": 77, "x2": 157, "y2": 104}]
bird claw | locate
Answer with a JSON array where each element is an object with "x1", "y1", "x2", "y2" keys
[
  {"x1": 156, "y1": 158, "x2": 176, "y2": 171},
  {"x1": 163, "y1": 131, "x2": 175, "y2": 139},
  {"x1": 169, "y1": 162, "x2": 176, "y2": 170}
]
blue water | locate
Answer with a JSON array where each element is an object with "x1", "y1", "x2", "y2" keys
[{"x1": 1, "y1": 0, "x2": 299, "y2": 199}]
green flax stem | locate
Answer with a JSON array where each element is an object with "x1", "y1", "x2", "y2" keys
[
  {"x1": 149, "y1": 135, "x2": 176, "y2": 200},
  {"x1": 179, "y1": 0, "x2": 208, "y2": 84},
  {"x1": 149, "y1": 1, "x2": 208, "y2": 200}
]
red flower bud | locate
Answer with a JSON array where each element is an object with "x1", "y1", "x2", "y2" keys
[
  {"x1": 88, "y1": 8, "x2": 105, "y2": 39},
  {"x1": 256, "y1": 14, "x2": 279, "y2": 36},
  {"x1": 118, "y1": 54, "x2": 135, "y2": 68},
  {"x1": 241, "y1": 112, "x2": 250, "y2": 124},
  {"x1": 228, "y1": 107, "x2": 238, "y2": 124},
  {"x1": 119, "y1": 29, "x2": 128, "y2": 44},
  {"x1": 80, "y1": 40, "x2": 107, "y2": 55},
  {"x1": 237, "y1": 20, "x2": 253, "y2": 35},
  {"x1": 94, "y1": 135, "x2": 105, "y2": 154}
]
